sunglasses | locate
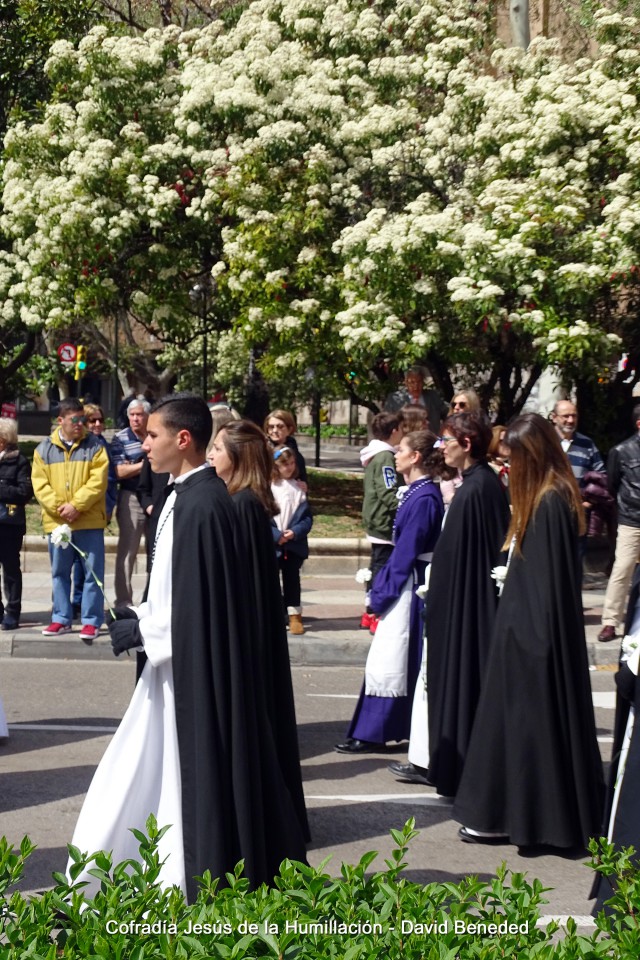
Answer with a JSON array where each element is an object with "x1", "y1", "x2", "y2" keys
[
  {"x1": 88, "y1": 417, "x2": 104, "y2": 424},
  {"x1": 69, "y1": 416, "x2": 87, "y2": 425},
  {"x1": 451, "y1": 401, "x2": 467, "y2": 409}
]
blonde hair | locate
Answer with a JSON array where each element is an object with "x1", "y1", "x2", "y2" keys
[{"x1": 0, "y1": 417, "x2": 18, "y2": 447}]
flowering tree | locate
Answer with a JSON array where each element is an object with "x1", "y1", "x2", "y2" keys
[{"x1": 2, "y1": 1, "x2": 639, "y2": 420}]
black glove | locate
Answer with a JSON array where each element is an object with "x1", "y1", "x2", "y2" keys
[
  {"x1": 615, "y1": 662, "x2": 637, "y2": 703},
  {"x1": 106, "y1": 605, "x2": 139, "y2": 626},
  {"x1": 109, "y1": 618, "x2": 143, "y2": 657}
]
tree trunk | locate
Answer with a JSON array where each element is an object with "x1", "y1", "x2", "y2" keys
[{"x1": 510, "y1": 0, "x2": 530, "y2": 50}]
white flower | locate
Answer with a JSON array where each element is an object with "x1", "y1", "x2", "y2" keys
[
  {"x1": 50, "y1": 524, "x2": 73, "y2": 548},
  {"x1": 491, "y1": 565, "x2": 508, "y2": 586},
  {"x1": 621, "y1": 634, "x2": 639, "y2": 660},
  {"x1": 355, "y1": 567, "x2": 372, "y2": 584}
]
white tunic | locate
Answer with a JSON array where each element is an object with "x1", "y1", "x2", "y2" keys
[{"x1": 67, "y1": 470, "x2": 206, "y2": 896}]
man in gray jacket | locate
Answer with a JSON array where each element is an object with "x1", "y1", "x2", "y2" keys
[{"x1": 599, "y1": 403, "x2": 640, "y2": 641}]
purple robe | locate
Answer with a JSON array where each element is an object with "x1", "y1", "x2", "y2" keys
[{"x1": 347, "y1": 478, "x2": 444, "y2": 744}]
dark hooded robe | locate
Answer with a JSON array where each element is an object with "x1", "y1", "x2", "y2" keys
[
  {"x1": 228, "y1": 487, "x2": 310, "y2": 843},
  {"x1": 426, "y1": 460, "x2": 510, "y2": 797},
  {"x1": 453, "y1": 491, "x2": 604, "y2": 847}
]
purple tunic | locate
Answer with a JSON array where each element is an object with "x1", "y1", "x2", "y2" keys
[{"x1": 347, "y1": 478, "x2": 444, "y2": 744}]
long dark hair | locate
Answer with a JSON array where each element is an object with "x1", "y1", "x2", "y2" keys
[
  {"x1": 504, "y1": 413, "x2": 585, "y2": 551},
  {"x1": 216, "y1": 420, "x2": 279, "y2": 516}
]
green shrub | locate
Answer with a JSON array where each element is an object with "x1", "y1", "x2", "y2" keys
[{"x1": 0, "y1": 818, "x2": 637, "y2": 958}]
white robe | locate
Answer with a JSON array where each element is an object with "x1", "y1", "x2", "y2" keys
[{"x1": 67, "y1": 474, "x2": 200, "y2": 896}]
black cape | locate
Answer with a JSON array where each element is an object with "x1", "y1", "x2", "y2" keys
[
  {"x1": 170, "y1": 470, "x2": 307, "y2": 901},
  {"x1": 592, "y1": 567, "x2": 640, "y2": 910},
  {"x1": 426, "y1": 461, "x2": 510, "y2": 797},
  {"x1": 229, "y1": 488, "x2": 310, "y2": 843},
  {"x1": 453, "y1": 491, "x2": 604, "y2": 847}
]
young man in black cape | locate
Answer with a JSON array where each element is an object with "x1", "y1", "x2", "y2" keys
[{"x1": 70, "y1": 394, "x2": 307, "y2": 903}]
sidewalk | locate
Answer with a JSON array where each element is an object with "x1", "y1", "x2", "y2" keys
[{"x1": 0, "y1": 538, "x2": 619, "y2": 667}]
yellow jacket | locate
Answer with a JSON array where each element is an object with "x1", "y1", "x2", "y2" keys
[{"x1": 32, "y1": 429, "x2": 109, "y2": 533}]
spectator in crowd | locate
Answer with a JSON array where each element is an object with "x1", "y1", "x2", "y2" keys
[
  {"x1": 551, "y1": 399, "x2": 604, "y2": 490},
  {"x1": 336, "y1": 431, "x2": 445, "y2": 755},
  {"x1": 264, "y1": 409, "x2": 307, "y2": 487},
  {"x1": 0, "y1": 417, "x2": 33, "y2": 632},
  {"x1": 32, "y1": 398, "x2": 108, "y2": 642},
  {"x1": 426, "y1": 411, "x2": 510, "y2": 797},
  {"x1": 384, "y1": 366, "x2": 447, "y2": 434},
  {"x1": 206, "y1": 417, "x2": 309, "y2": 844},
  {"x1": 399, "y1": 404, "x2": 429, "y2": 435},
  {"x1": 358, "y1": 412, "x2": 403, "y2": 633},
  {"x1": 449, "y1": 387, "x2": 481, "y2": 416},
  {"x1": 453, "y1": 413, "x2": 603, "y2": 848},
  {"x1": 69, "y1": 395, "x2": 307, "y2": 901},
  {"x1": 599, "y1": 404, "x2": 640, "y2": 642},
  {"x1": 71, "y1": 403, "x2": 118, "y2": 617},
  {"x1": 271, "y1": 445, "x2": 313, "y2": 636},
  {"x1": 111, "y1": 396, "x2": 150, "y2": 605}
]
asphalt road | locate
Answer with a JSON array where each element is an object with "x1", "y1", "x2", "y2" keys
[{"x1": 0, "y1": 659, "x2": 616, "y2": 929}]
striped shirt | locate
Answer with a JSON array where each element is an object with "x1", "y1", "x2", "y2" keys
[{"x1": 560, "y1": 431, "x2": 604, "y2": 488}]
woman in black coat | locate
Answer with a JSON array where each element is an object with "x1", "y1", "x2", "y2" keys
[{"x1": 0, "y1": 418, "x2": 33, "y2": 630}]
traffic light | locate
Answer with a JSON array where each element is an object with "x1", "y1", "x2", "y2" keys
[{"x1": 74, "y1": 345, "x2": 87, "y2": 381}]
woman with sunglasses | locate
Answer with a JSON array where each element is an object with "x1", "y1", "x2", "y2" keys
[
  {"x1": 424, "y1": 411, "x2": 510, "y2": 797},
  {"x1": 449, "y1": 387, "x2": 481, "y2": 415},
  {"x1": 82, "y1": 405, "x2": 117, "y2": 520}
]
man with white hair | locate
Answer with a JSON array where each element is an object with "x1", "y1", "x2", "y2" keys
[{"x1": 112, "y1": 396, "x2": 150, "y2": 605}]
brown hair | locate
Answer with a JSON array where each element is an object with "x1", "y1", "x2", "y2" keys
[
  {"x1": 216, "y1": 420, "x2": 279, "y2": 516},
  {"x1": 404, "y1": 430, "x2": 454, "y2": 481},
  {"x1": 399, "y1": 404, "x2": 428, "y2": 434},
  {"x1": 272, "y1": 444, "x2": 298, "y2": 480},
  {"x1": 503, "y1": 413, "x2": 585, "y2": 552},
  {"x1": 443, "y1": 410, "x2": 492, "y2": 461},
  {"x1": 488, "y1": 425, "x2": 507, "y2": 459},
  {"x1": 264, "y1": 409, "x2": 296, "y2": 436},
  {"x1": 371, "y1": 411, "x2": 402, "y2": 440}
]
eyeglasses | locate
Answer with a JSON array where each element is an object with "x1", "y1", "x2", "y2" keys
[
  {"x1": 438, "y1": 435, "x2": 458, "y2": 444},
  {"x1": 69, "y1": 416, "x2": 87, "y2": 425},
  {"x1": 88, "y1": 417, "x2": 104, "y2": 424},
  {"x1": 451, "y1": 401, "x2": 467, "y2": 410}
]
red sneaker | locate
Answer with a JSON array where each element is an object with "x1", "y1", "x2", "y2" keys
[
  {"x1": 360, "y1": 612, "x2": 373, "y2": 630},
  {"x1": 79, "y1": 624, "x2": 101, "y2": 645},
  {"x1": 369, "y1": 615, "x2": 380, "y2": 635},
  {"x1": 42, "y1": 622, "x2": 71, "y2": 637}
]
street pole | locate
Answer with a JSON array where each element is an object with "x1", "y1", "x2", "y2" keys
[{"x1": 314, "y1": 390, "x2": 321, "y2": 467}]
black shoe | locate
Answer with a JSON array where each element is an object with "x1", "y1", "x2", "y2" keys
[
  {"x1": 334, "y1": 738, "x2": 384, "y2": 754},
  {"x1": 458, "y1": 826, "x2": 509, "y2": 845},
  {"x1": 1, "y1": 619, "x2": 18, "y2": 631},
  {"x1": 387, "y1": 760, "x2": 434, "y2": 786}
]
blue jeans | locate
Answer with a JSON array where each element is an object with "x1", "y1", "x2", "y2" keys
[{"x1": 48, "y1": 529, "x2": 105, "y2": 627}]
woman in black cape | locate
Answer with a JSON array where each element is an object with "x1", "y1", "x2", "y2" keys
[
  {"x1": 208, "y1": 419, "x2": 310, "y2": 843},
  {"x1": 453, "y1": 413, "x2": 604, "y2": 848}
]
